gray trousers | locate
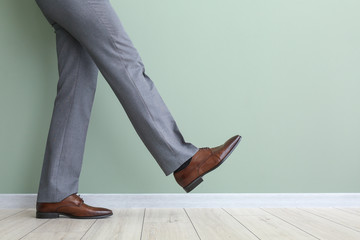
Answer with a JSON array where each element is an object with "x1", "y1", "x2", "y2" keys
[{"x1": 34, "y1": 0, "x2": 199, "y2": 203}]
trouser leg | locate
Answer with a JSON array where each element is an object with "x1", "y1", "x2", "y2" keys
[
  {"x1": 34, "y1": 0, "x2": 198, "y2": 180},
  {"x1": 36, "y1": 20, "x2": 99, "y2": 202}
]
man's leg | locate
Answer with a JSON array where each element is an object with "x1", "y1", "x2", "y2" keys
[
  {"x1": 36, "y1": 20, "x2": 99, "y2": 203},
  {"x1": 35, "y1": 0, "x2": 199, "y2": 179}
]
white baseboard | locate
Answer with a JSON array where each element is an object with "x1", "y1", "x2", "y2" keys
[{"x1": 0, "y1": 193, "x2": 359, "y2": 209}]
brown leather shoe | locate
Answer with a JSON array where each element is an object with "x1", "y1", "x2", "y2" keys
[
  {"x1": 174, "y1": 135, "x2": 242, "y2": 193},
  {"x1": 36, "y1": 193, "x2": 113, "y2": 219}
]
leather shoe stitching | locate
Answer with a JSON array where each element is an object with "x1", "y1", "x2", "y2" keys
[{"x1": 56, "y1": 204, "x2": 81, "y2": 212}]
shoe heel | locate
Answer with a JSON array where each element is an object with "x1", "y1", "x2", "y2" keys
[
  {"x1": 36, "y1": 212, "x2": 59, "y2": 219},
  {"x1": 183, "y1": 177, "x2": 203, "y2": 193}
]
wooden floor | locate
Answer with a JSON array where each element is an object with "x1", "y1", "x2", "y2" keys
[{"x1": 1, "y1": 208, "x2": 360, "y2": 239}]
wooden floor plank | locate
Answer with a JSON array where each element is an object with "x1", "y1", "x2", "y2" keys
[
  {"x1": 224, "y1": 208, "x2": 317, "y2": 240},
  {"x1": 336, "y1": 208, "x2": 360, "y2": 216},
  {"x1": 263, "y1": 208, "x2": 360, "y2": 240},
  {"x1": 185, "y1": 208, "x2": 259, "y2": 240},
  {"x1": 81, "y1": 208, "x2": 144, "y2": 240},
  {"x1": 0, "y1": 208, "x2": 25, "y2": 221},
  {"x1": 1, "y1": 207, "x2": 359, "y2": 239},
  {"x1": 141, "y1": 208, "x2": 199, "y2": 240},
  {"x1": 299, "y1": 208, "x2": 360, "y2": 232},
  {"x1": 21, "y1": 215, "x2": 95, "y2": 240},
  {"x1": 0, "y1": 209, "x2": 49, "y2": 240}
]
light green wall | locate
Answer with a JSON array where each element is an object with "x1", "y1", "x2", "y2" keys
[{"x1": 1, "y1": 0, "x2": 359, "y2": 194}]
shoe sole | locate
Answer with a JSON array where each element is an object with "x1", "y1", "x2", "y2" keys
[
  {"x1": 36, "y1": 211, "x2": 113, "y2": 219},
  {"x1": 183, "y1": 136, "x2": 242, "y2": 193}
]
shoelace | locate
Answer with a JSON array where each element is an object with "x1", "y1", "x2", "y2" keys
[{"x1": 76, "y1": 194, "x2": 84, "y2": 205}]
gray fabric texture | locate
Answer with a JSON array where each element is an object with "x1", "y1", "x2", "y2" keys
[{"x1": 34, "y1": 0, "x2": 198, "y2": 203}]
